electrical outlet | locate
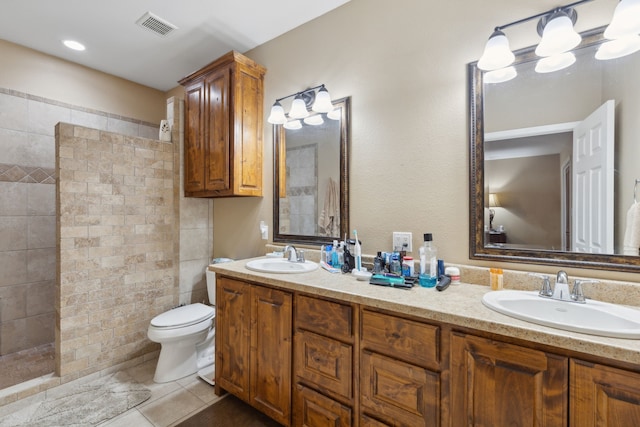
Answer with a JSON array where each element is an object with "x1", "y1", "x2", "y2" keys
[{"x1": 392, "y1": 232, "x2": 412, "y2": 252}]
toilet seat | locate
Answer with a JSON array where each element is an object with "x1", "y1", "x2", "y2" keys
[{"x1": 150, "y1": 303, "x2": 215, "y2": 329}]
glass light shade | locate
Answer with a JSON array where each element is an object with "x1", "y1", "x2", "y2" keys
[
  {"x1": 535, "y1": 52, "x2": 576, "y2": 73},
  {"x1": 303, "y1": 115, "x2": 324, "y2": 126},
  {"x1": 312, "y1": 86, "x2": 333, "y2": 113},
  {"x1": 267, "y1": 101, "x2": 287, "y2": 124},
  {"x1": 596, "y1": 35, "x2": 640, "y2": 60},
  {"x1": 283, "y1": 120, "x2": 302, "y2": 130},
  {"x1": 604, "y1": 0, "x2": 640, "y2": 40},
  {"x1": 288, "y1": 96, "x2": 309, "y2": 119},
  {"x1": 484, "y1": 66, "x2": 517, "y2": 84},
  {"x1": 535, "y1": 13, "x2": 582, "y2": 57},
  {"x1": 327, "y1": 108, "x2": 341, "y2": 120},
  {"x1": 478, "y1": 30, "x2": 515, "y2": 71}
]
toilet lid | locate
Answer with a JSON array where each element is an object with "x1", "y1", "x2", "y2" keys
[{"x1": 151, "y1": 303, "x2": 215, "y2": 328}]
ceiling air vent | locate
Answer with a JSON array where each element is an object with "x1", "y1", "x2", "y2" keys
[{"x1": 135, "y1": 11, "x2": 178, "y2": 37}]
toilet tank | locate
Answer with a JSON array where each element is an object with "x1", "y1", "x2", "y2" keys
[{"x1": 206, "y1": 258, "x2": 234, "y2": 305}]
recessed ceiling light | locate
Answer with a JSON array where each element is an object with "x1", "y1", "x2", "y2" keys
[{"x1": 63, "y1": 40, "x2": 86, "y2": 51}]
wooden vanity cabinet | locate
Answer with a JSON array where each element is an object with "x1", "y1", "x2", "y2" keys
[
  {"x1": 293, "y1": 294, "x2": 356, "y2": 427},
  {"x1": 450, "y1": 331, "x2": 568, "y2": 427},
  {"x1": 571, "y1": 359, "x2": 640, "y2": 426},
  {"x1": 215, "y1": 277, "x2": 292, "y2": 426},
  {"x1": 359, "y1": 309, "x2": 442, "y2": 427},
  {"x1": 179, "y1": 51, "x2": 265, "y2": 198}
]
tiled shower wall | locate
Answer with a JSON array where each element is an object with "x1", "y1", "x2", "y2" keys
[
  {"x1": 0, "y1": 88, "x2": 159, "y2": 356},
  {"x1": 56, "y1": 122, "x2": 178, "y2": 377}
]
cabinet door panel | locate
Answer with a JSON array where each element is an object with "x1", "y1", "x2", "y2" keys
[
  {"x1": 183, "y1": 82, "x2": 204, "y2": 193},
  {"x1": 572, "y1": 359, "x2": 640, "y2": 426},
  {"x1": 215, "y1": 277, "x2": 250, "y2": 400},
  {"x1": 233, "y1": 67, "x2": 263, "y2": 194},
  {"x1": 450, "y1": 332, "x2": 567, "y2": 427},
  {"x1": 295, "y1": 329, "x2": 353, "y2": 399},
  {"x1": 204, "y1": 68, "x2": 230, "y2": 191},
  {"x1": 294, "y1": 384, "x2": 352, "y2": 427},
  {"x1": 361, "y1": 350, "x2": 439, "y2": 427},
  {"x1": 250, "y1": 286, "x2": 292, "y2": 425}
]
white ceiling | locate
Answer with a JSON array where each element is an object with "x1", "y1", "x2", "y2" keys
[{"x1": 0, "y1": 0, "x2": 350, "y2": 91}]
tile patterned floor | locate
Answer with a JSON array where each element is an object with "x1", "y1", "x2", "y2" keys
[
  {"x1": 0, "y1": 344, "x2": 55, "y2": 390},
  {"x1": 98, "y1": 360, "x2": 223, "y2": 427},
  {"x1": 0, "y1": 359, "x2": 223, "y2": 427}
]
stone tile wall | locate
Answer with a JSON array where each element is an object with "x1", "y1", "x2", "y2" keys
[
  {"x1": 168, "y1": 98, "x2": 214, "y2": 305},
  {"x1": 56, "y1": 123, "x2": 178, "y2": 378},
  {"x1": 0, "y1": 88, "x2": 159, "y2": 357}
]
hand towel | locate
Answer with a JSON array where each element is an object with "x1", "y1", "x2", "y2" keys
[
  {"x1": 623, "y1": 202, "x2": 640, "y2": 256},
  {"x1": 318, "y1": 177, "x2": 339, "y2": 236}
]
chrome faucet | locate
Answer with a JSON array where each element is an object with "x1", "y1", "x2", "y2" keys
[
  {"x1": 552, "y1": 270, "x2": 571, "y2": 301},
  {"x1": 282, "y1": 245, "x2": 305, "y2": 263},
  {"x1": 532, "y1": 270, "x2": 598, "y2": 303}
]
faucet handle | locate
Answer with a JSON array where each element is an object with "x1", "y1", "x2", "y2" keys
[
  {"x1": 297, "y1": 250, "x2": 305, "y2": 263},
  {"x1": 571, "y1": 279, "x2": 598, "y2": 303},
  {"x1": 529, "y1": 273, "x2": 553, "y2": 297}
]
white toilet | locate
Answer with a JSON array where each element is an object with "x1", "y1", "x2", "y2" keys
[{"x1": 147, "y1": 269, "x2": 217, "y2": 383}]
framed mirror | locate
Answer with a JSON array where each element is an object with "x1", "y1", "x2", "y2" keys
[
  {"x1": 273, "y1": 96, "x2": 350, "y2": 245},
  {"x1": 469, "y1": 26, "x2": 640, "y2": 272}
]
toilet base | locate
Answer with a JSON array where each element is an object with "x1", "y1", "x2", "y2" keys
[{"x1": 152, "y1": 327, "x2": 215, "y2": 383}]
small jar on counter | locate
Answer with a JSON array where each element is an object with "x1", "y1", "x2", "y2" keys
[
  {"x1": 490, "y1": 268, "x2": 504, "y2": 290},
  {"x1": 445, "y1": 266, "x2": 460, "y2": 284}
]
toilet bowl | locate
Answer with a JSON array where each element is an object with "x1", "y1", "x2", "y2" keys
[{"x1": 147, "y1": 266, "x2": 222, "y2": 383}]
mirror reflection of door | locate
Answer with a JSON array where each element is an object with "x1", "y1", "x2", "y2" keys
[
  {"x1": 485, "y1": 100, "x2": 615, "y2": 253},
  {"x1": 572, "y1": 100, "x2": 615, "y2": 253}
]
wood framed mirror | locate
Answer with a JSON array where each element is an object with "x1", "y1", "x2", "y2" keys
[
  {"x1": 469, "y1": 26, "x2": 640, "y2": 272},
  {"x1": 273, "y1": 96, "x2": 350, "y2": 245}
]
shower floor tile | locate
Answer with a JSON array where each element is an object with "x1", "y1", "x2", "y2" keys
[{"x1": 0, "y1": 342, "x2": 54, "y2": 390}]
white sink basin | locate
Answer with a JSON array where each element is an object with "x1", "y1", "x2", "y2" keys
[
  {"x1": 245, "y1": 258, "x2": 318, "y2": 274},
  {"x1": 482, "y1": 290, "x2": 640, "y2": 339}
]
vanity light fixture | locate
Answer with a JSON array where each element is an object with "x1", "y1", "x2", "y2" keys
[
  {"x1": 267, "y1": 84, "x2": 334, "y2": 125},
  {"x1": 478, "y1": 0, "x2": 640, "y2": 78},
  {"x1": 534, "y1": 9, "x2": 582, "y2": 57},
  {"x1": 604, "y1": 0, "x2": 640, "y2": 40}
]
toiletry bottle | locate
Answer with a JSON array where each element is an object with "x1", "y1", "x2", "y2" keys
[
  {"x1": 337, "y1": 242, "x2": 345, "y2": 268},
  {"x1": 331, "y1": 240, "x2": 339, "y2": 267},
  {"x1": 325, "y1": 244, "x2": 333, "y2": 266},
  {"x1": 373, "y1": 251, "x2": 384, "y2": 274},
  {"x1": 390, "y1": 253, "x2": 401, "y2": 275},
  {"x1": 419, "y1": 233, "x2": 438, "y2": 287},
  {"x1": 353, "y1": 230, "x2": 362, "y2": 271},
  {"x1": 490, "y1": 268, "x2": 504, "y2": 290},
  {"x1": 402, "y1": 256, "x2": 414, "y2": 277},
  {"x1": 320, "y1": 244, "x2": 326, "y2": 264}
]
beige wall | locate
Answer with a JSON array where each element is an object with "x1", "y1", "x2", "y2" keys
[
  {"x1": 0, "y1": 39, "x2": 166, "y2": 124},
  {"x1": 212, "y1": 0, "x2": 639, "y2": 281}
]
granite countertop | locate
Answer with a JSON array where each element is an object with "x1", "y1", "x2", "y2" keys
[{"x1": 210, "y1": 257, "x2": 640, "y2": 365}]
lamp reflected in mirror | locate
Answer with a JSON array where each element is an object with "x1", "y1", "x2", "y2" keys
[{"x1": 489, "y1": 193, "x2": 500, "y2": 231}]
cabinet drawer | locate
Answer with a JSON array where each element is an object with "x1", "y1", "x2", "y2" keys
[
  {"x1": 296, "y1": 295, "x2": 353, "y2": 341},
  {"x1": 361, "y1": 350, "x2": 439, "y2": 427},
  {"x1": 361, "y1": 309, "x2": 440, "y2": 368},
  {"x1": 294, "y1": 384, "x2": 352, "y2": 427},
  {"x1": 295, "y1": 330, "x2": 352, "y2": 399},
  {"x1": 360, "y1": 414, "x2": 390, "y2": 427}
]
